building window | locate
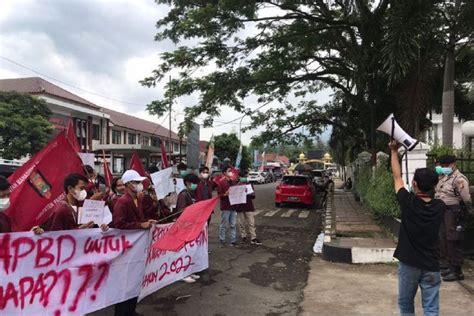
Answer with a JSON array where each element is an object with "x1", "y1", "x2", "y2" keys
[
  {"x1": 128, "y1": 133, "x2": 136, "y2": 144},
  {"x1": 151, "y1": 137, "x2": 159, "y2": 147},
  {"x1": 113, "y1": 157, "x2": 124, "y2": 173},
  {"x1": 142, "y1": 136, "x2": 150, "y2": 146},
  {"x1": 92, "y1": 124, "x2": 100, "y2": 141},
  {"x1": 173, "y1": 142, "x2": 179, "y2": 152},
  {"x1": 165, "y1": 141, "x2": 170, "y2": 151},
  {"x1": 112, "y1": 130, "x2": 121, "y2": 144},
  {"x1": 181, "y1": 144, "x2": 187, "y2": 153}
]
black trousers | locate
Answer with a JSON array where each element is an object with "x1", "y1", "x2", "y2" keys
[
  {"x1": 114, "y1": 297, "x2": 138, "y2": 316},
  {"x1": 439, "y1": 208, "x2": 464, "y2": 268}
]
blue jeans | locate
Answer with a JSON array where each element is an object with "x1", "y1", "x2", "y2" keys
[
  {"x1": 398, "y1": 262, "x2": 441, "y2": 316},
  {"x1": 219, "y1": 210, "x2": 237, "y2": 243}
]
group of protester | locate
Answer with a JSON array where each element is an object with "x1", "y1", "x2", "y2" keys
[
  {"x1": 389, "y1": 141, "x2": 472, "y2": 316},
  {"x1": 0, "y1": 160, "x2": 263, "y2": 316}
]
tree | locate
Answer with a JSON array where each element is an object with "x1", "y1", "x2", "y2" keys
[
  {"x1": 142, "y1": 0, "x2": 473, "y2": 163},
  {"x1": 0, "y1": 91, "x2": 53, "y2": 160}
]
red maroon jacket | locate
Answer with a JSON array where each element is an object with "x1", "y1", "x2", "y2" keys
[
  {"x1": 46, "y1": 200, "x2": 79, "y2": 231},
  {"x1": 217, "y1": 178, "x2": 236, "y2": 211},
  {"x1": 195, "y1": 179, "x2": 214, "y2": 202},
  {"x1": 113, "y1": 192, "x2": 145, "y2": 229},
  {"x1": 141, "y1": 193, "x2": 159, "y2": 220},
  {"x1": 235, "y1": 183, "x2": 255, "y2": 212},
  {"x1": 0, "y1": 213, "x2": 11, "y2": 233}
]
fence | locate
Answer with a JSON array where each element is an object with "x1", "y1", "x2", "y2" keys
[{"x1": 426, "y1": 152, "x2": 474, "y2": 184}]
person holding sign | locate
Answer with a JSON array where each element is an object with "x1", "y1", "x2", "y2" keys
[
  {"x1": 113, "y1": 169, "x2": 158, "y2": 316},
  {"x1": 390, "y1": 141, "x2": 445, "y2": 316},
  {"x1": 236, "y1": 171, "x2": 262, "y2": 245},
  {"x1": 44, "y1": 173, "x2": 108, "y2": 231},
  {"x1": 217, "y1": 165, "x2": 238, "y2": 247}
]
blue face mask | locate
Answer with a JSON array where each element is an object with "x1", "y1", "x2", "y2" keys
[
  {"x1": 180, "y1": 170, "x2": 188, "y2": 177},
  {"x1": 435, "y1": 166, "x2": 443, "y2": 175},
  {"x1": 435, "y1": 166, "x2": 453, "y2": 176}
]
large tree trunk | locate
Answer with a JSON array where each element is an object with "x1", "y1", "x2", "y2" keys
[{"x1": 441, "y1": 48, "x2": 455, "y2": 146}]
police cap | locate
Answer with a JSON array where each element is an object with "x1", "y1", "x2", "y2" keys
[{"x1": 437, "y1": 155, "x2": 456, "y2": 164}]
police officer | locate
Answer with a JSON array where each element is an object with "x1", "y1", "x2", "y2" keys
[{"x1": 435, "y1": 155, "x2": 472, "y2": 281}]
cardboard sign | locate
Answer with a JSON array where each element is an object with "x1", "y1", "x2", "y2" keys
[
  {"x1": 78, "y1": 199, "x2": 105, "y2": 224},
  {"x1": 151, "y1": 167, "x2": 174, "y2": 200},
  {"x1": 229, "y1": 185, "x2": 247, "y2": 205}
]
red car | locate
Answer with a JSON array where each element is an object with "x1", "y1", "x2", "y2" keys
[{"x1": 275, "y1": 175, "x2": 315, "y2": 208}]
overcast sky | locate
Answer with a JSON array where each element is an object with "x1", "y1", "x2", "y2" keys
[{"x1": 0, "y1": 0, "x2": 331, "y2": 145}]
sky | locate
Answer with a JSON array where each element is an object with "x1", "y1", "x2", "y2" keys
[{"x1": 0, "y1": 0, "x2": 332, "y2": 145}]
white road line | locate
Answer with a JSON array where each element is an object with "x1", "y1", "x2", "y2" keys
[
  {"x1": 264, "y1": 209, "x2": 280, "y2": 217},
  {"x1": 298, "y1": 211, "x2": 310, "y2": 218},
  {"x1": 281, "y1": 209, "x2": 298, "y2": 217},
  {"x1": 253, "y1": 210, "x2": 265, "y2": 216}
]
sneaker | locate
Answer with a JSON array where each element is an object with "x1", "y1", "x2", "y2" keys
[
  {"x1": 182, "y1": 276, "x2": 196, "y2": 284},
  {"x1": 443, "y1": 271, "x2": 464, "y2": 282},
  {"x1": 229, "y1": 242, "x2": 237, "y2": 247},
  {"x1": 251, "y1": 238, "x2": 262, "y2": 245},
  {"x1": 190, "y1": 274, "x2": 200, "y2": 280},
  {"x1": 219, "y1": 240, "x2": 225, "y2": 248},
  {"x1": 240, "y1": 237, "x2": 248, "y2": 244}
]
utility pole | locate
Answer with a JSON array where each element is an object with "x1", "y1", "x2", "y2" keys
[{"x1": 168, "y1": 76, "x2": 172, "y2": 165}]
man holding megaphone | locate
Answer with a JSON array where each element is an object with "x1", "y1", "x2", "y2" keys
[{"x1": 389, "y1": 140, "x2": 445, "y2": 316}]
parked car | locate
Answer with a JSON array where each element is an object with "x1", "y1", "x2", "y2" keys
[
  {"x1": 262, "y1": 171, "x2": 275, "y2": 183},
  {"x1": 275, "y1": 175, "x2": 315, "y2": 208},
  {"x1": 310, "y1": 170, "x2": 325, "y2": 190},
  {"x1": 248, "y1": 171, "x2": 266, "y2": 184}
]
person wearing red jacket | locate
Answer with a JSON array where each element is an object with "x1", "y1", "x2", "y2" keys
[
  {"x1": 217, "y1": 165, "x2": 237, "y2": 247},
  {"x1": 195, "y1": 166, "x2": 215, "y2": 226}
]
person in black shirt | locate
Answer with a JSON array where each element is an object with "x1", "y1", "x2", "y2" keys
[{"x1": 390, "y1": 141, "x2": 445, "y2": 316}]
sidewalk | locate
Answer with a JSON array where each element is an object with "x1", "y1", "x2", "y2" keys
[
  {"x1": 322, "y1": 180, "x2": 396, "y2": 263},
  {"x1": 301, "y1": 256, "x2": 474, "y2": 315}
]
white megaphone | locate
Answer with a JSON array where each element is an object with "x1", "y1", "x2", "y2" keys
[{"x1": 377, "y1": 114, "x2": 419, "y2": 151}]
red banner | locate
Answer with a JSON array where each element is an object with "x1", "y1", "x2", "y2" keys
[
  {"x1": 66, "y1": 118, "x2": 81, "y2": 152},
  {"x1": 160, "y1": 139, "x2": 169, "y2": 169},
  {"x1": 153, "y1": 197, "x2": 218, "y2": 251},
  {"x1": 6, "y1": 132, "x2": 85, "y2": 231},
  {"x1": 129, "y1": 152, "x2": 146, "y2": 176},
  {"x1": 102, "y1": 150, "x2": 113, "y2": 189}
]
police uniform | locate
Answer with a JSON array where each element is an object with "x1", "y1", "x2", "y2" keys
[{"x1": 435, "y1": 155, "x2": 472, "y2": 281}]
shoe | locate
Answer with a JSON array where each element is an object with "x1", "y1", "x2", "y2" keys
[
  {"x1": 443, "y1": 271, "x2": 464, "y2": 282},
  {"x1": 219, "y1": 240, "x2": 225, "y2": 248},
  {"x1": 182, "y1": 276, "x2": 196, "y2": 283},
  {"x1": 251, "y1": 238, "x2": 262, "y2": 245},
  {"x1": 190, "y1": 274, "x2": 200, "y2": 280},
  {"x1": 229, "y1": 242, "x2": 237, "y2": 247},
  {"x1": 441, "y1": 268, "x2": 451, "y2": 277},
  {"x1": 240, "y1": 237, "x2": 248, "y2": 244}
]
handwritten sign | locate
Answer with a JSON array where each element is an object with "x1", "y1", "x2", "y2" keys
[
  {"x1": 229, "y1": 185, "x2": 247, "y2": 205},
  {"x1": 78, "y1": 199, "x2": 105, "y2": 224},
  {"x1": 175, "y1": 178, "x2": 186, "y2": 194},
  {"x1": 245, "y1": 184, "x2": 254, "y2": 194},
  {"x1": 151, "y1": 168, "x2": 174, "y2": 200},
  {"x1": 139, "y1": 223, "x2": 208, "y2": 301}
]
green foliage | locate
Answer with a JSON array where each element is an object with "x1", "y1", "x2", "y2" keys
[
  {"x1": 240, "y1": 145, "x2": 251, "y2": 172},
  {"x1": 0, "y1": 91, "x2": 53, "y2": 159},
  {"x1": 355, "y1": 164, "x2": 401, "y2": 218},
  {"x1": 214, "y1": 133, "x2": 240, "y2": 162}
]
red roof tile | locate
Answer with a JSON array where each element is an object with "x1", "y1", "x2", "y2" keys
[{"x1": 0, "y1": 77, "x2": 100, "y2": 109}]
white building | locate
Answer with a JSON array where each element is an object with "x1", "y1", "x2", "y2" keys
[{"x1": 425, "y1": 113, "x2": 465, "y2": 149}]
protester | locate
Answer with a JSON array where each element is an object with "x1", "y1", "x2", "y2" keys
[
  {"x1": 108, "y1": 177, "x2": 125, "y2": 215},
  {"x1": 217, "y1": 165, "x2": 238, "y2": 247},
  {"x1": 113, "y1": 169, "x2": 157, "y2": 316},
  {"x1": 0, "y1": 175, "x2": 12, "y2": 233},
  {"x1": 84, "y1": 164, "x2": 104, "y2": 200},
  {"x1": 195, "y1": 166, "x2": 215, "y2": 225},
  {"x1": 175, "y1": 173, "x2": 201, "y2": 283},
  {"x1": 236, "y1": 172, "x2": 262, "y2": 245},
  {"x1": 434, "y1": 155, "x2": 472, "y2": 281},
  {"x1": 45, "y1": 173, "x2": 108, "y2": 231},
  {"x1": 177, "y1": 162, "x2": 188, "y2": 177},
  {"x1": 389, "y1": 141, "x2": 445, "y2": 316}
]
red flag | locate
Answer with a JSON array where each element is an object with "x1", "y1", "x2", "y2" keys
[
  {"x1": 102, "y1": 150, "x2": 113, "y2": 189},
  {"x1": 153, "y1": 197, "x2": 218, "y2": 251},
  {"x1": 66, "y1": 118, "x2": 81, "y2": 152},
  {"x1": 160, "y1": 139, "x2": 169, "y2": 169},
  {"x1": 129, "y1": 152, "x2": 146, "y2": 176},
  {"x1": 6, "y1": 131, "x2": 85, "y2": 231}
]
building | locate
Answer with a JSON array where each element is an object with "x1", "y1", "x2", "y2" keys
[{"x1": 0, "y1": 77, "x2": 186, "y2": 173}]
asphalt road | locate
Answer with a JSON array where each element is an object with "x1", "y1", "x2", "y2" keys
[{"x1": 91, "y1": 182, "x2": 323, "y2": 316}]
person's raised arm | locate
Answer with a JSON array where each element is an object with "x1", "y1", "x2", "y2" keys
[{"x1": 390, "y1": 140, "x2": 404, "y2": 193}]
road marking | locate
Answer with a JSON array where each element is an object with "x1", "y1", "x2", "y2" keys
[
  {"x1": 253, "y1": 210, "x2": 265, "y2": 216},
  {"x1": 298, "y1": 211, "x2": 310, "y2": 218},
  {"x1": 264, "y1": 209, "x2": 280, "y2": 217},
  {"x1": 281, "y1": 209, "x2": 298, "y2": 217}
]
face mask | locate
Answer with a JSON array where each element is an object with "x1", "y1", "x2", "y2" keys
[
  {"x1": 190, "y1": 183, "x2": 198, "y2": 191},
  {"x1": 134, "y1": 183, "x2": 144, "y2": 193},
  {"x1": 0, "y1": 198, "x2": 10, "y2": 211},
  {"x1": 180, "y1": 171, "x2": 188, "y2": 177},
  {"x1": 239, "y1": 178, "x2": 248, "y2": 183},
  {"x1": 201, "y1": 173, "x2": 209, "y2": 179},
  {"x1": 435, "y1": 166, "x2": 443, "y2": 175},
  {"x1": 73, "y1": 189, "x2": 87, "y2": 202},
  {"x1": 440, "y1": 167, "x2": 453, "y2": 176}
]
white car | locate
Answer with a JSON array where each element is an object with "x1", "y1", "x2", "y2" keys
[{"x1": 248, "y1": 171, "x2": 265, "y2": 184}]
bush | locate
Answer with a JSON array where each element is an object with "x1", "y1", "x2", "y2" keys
[{"x1": 355, "y1": 164, "x2": 401, "y2": 218}]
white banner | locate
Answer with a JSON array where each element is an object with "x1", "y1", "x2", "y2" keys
[
  {"x1": 139, "y1": 223, "x2": 209, "y2": 301},
  {"x1": 0, "y1": 224, "x2": 209, "y2": 315}
]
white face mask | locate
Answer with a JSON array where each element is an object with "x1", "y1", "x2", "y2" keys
[
  {"x1": 0, "y1": 198, "x2": 10, "y2": 211},
  {"x1": 201, "y1": 173, "x2": 209, "y2": 179},
  {"x1": 134, "y1": 183, "x2": 144, "y2": 193},
  {"x1": 73, "y1": 189, "x2": 87, "y2": 202}
]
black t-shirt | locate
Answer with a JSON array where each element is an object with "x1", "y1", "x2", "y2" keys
[{"x1": 393, "y1": 188, "x2": 445, "y2": 271}]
